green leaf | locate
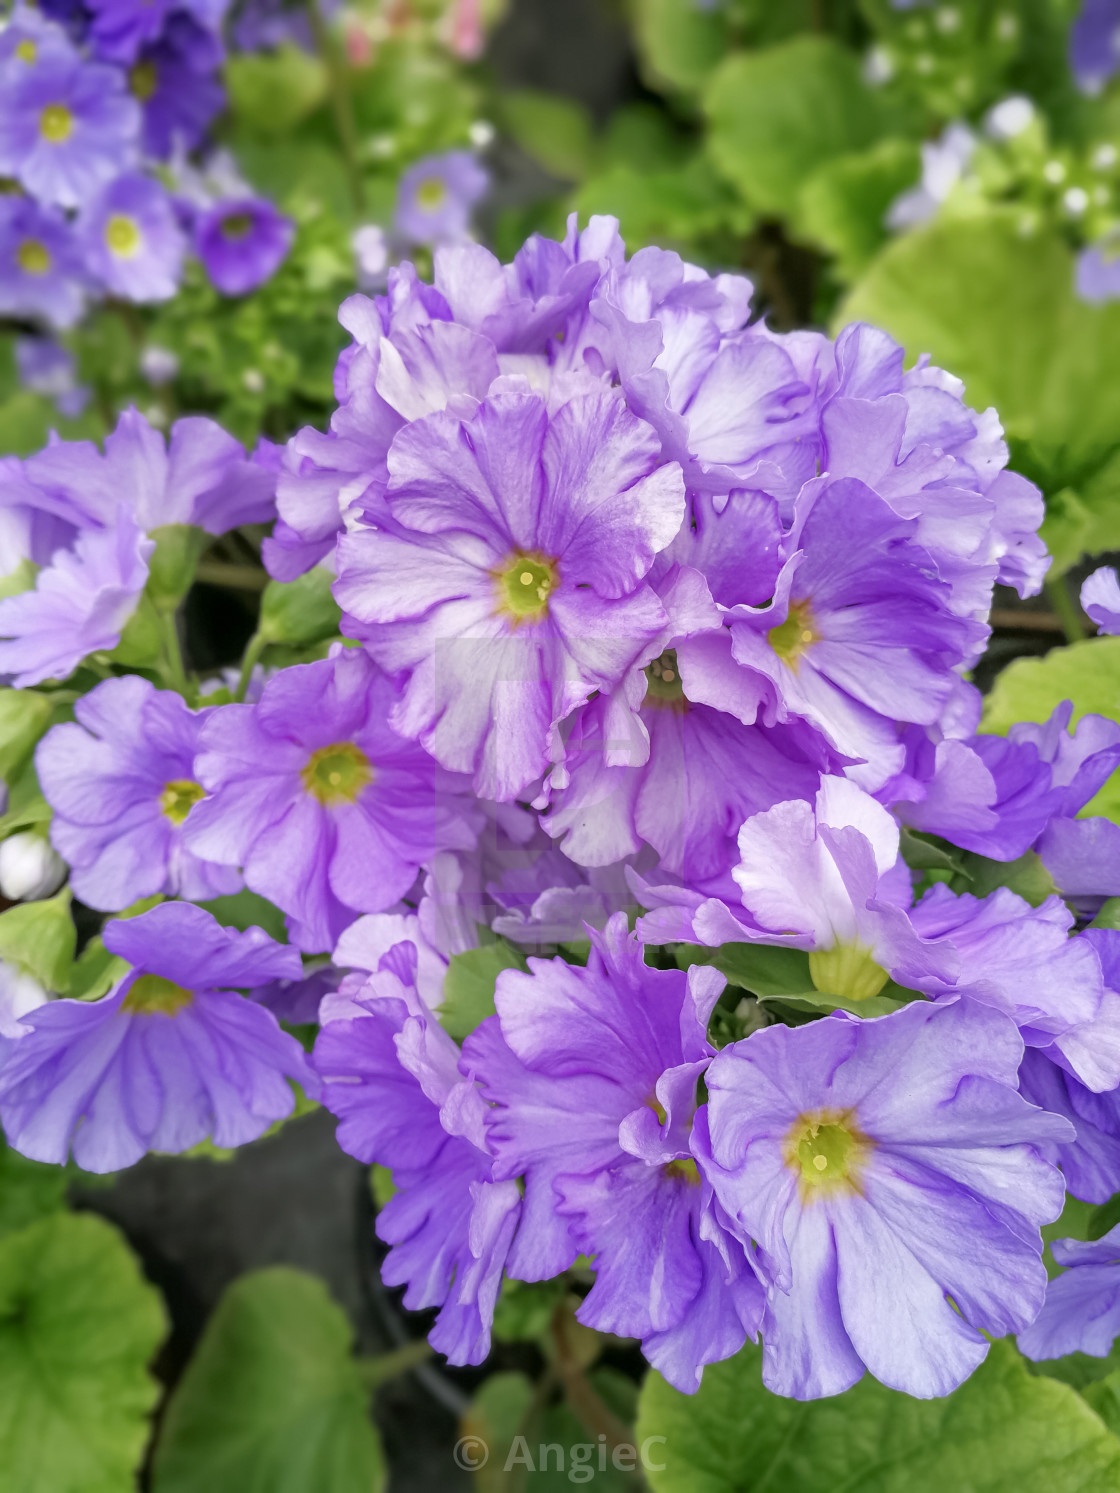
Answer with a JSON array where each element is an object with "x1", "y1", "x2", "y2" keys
[
  {"x1": 1083, "y1": 1373, "x2": 1120, "y2": 1439},
  {"x1": 492, "y1": 1275, "x2": 568, "y2": 1345},
  {"x1": 438, "y1": 941, "x2": 528, "y2": 1041},
  {"x1": 705, "y1": 37, "x2": 893, "y2": 221},
  {"x1": 0, "y1": 689, "x2": 54, "y2": 783},
  {"x1": 0, "y1": 1211, "x2": 166, "y2": 1493},
  {"x1": 151, "y1": 1267, "x2": 384, "y2": 1493},
  {"x1": 797, "y1": 138, "x2": 921, "y2": 279},
  {"x1": 636, "y1": 1339, "x2": 1120, "y2": 1492},
  {"x1": 0, "y1": 886, "x2": 75, "y2": 991},
  {"x1": 837, "y1": 213, "x2": 1120, "y2": 543},
  {"x1": 502, "y1": 89, "x2": 596, "y2": 183},
  {"x1": 196, "y1": 888, "x2": 288, "y2": 943},
  {"x1": 106, "y1": 591, "x2": 164, "y2": 671},
  {"x1": 980, "y1": 640, "x2": 1120, "y2": 824},
  {"x1": 630, "y1": 0, "x2": 731, "y2": 93},
  {"x1": 1090, "y1": 1192, "x2": 1120, "y2": 1241},
  {"x1": 66, "y1": 937, "x2": 129, "y2": 1002},
  {"x1": 225, "y1": 45, "x2": 327, "y2": 137},
  {"x1": 258, "y1": 568, "x2": 342, "y2": 649},
  {"x1": 675, "y1": 942, "x2": 813, "y2": 998},
  {"x1": 574, "y1": 157, "x2": 750, "y2": 254},
  {"x1": 955, "y1": 850, "x2": 1057, "y2": 908},
  {"x1": 1089, "y1": 899, "x2": 1120, "y2": 932},
  {"x1": 0, "y1": 1139, "x2": 70, "y2": 1239}
]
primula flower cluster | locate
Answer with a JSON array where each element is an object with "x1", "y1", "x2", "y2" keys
[
  {"x1": 2, "y1": 214, "x2": 1120, "y2": 1404},
  {"x1": 0, "y1": 0, "x2": 292, "y2": 337}
]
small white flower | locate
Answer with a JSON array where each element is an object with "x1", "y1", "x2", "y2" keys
[
  {"x1": 0, "y1": 833, "x2": 65, "y2": 902},
  {"x1": 986, "y1": 95, "x2": 1035, "y2": 140}
]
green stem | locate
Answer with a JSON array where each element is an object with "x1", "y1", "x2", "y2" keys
[
  {"x1": 157, "y1": 609, "x2": 189, "y2": 695},
  {"x1": 307, "y1": 0, "x2": 365, "y2": 216},
  {"x1": 1045, "y1": 575, "x2": 1086, "y2": 644},
  {"x1": 233, "y1": 632, "x2": 267, "y2": 703},
  {"x1": 356, "y1": 1336, "x2": 434, "y2": 1390}
]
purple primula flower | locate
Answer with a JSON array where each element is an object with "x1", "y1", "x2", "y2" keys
[
  {"x1": 0, "y1": 901, "x2": 314, "y2": 1173},
  {"x1": 36, "y1": 675, "x2": 242, "y2": 911},
  {"x1": 463, "y1": 914, "x2": 765, "y2": 1392},
  {"x1": 15, "y1": 336, "x2": 90, "y2": 418},
  {"x1": 0, "y1": 196, "x2": 87, "y2": 330},
  {"x1": 129, "y1": 13, "x2": 224, "y2": 159},
  {"x1": 333, "y1": 911, "x2": 449, "y2": 1008},
  {"x1": 0, "y1": 508, "x2": 152, "y2": 688},
  {"x1": 910, "y1": 891, "x2": 1120, "y2": 1092},
  {"x1": 0, "y1": 53, "x2": 140, "y2": 209},
  {"x1": 1017, "y1": 931, "x2": 1120, "y2": 1202},
  {"x1": 395, "y1": 151, "x2": 489, "y2": 246},
  {"x1": 700, "y1": 998, "x2": 1072, "y2": 1399},
  {"x1": 194, "y1": 197, "x2": 293, "y2": 297},
  {"x1": 230, "y1": 0, "x2": 339, "y2": 51},
  {"x1": 80, "y1": 172, "x2": 187, "y2": 303},
  {"x1": 334, "y1": 384, "x2": 686, "y2": 801},
  {"x1": 1077, "y1": 240, "x2": 1120, "y2": 304},
  {"x1": 1083, "y1": 566, "x2": 1120, "y2": 633},
  {"x1": 21, "y1": 406, "x2": 277, "y2": 535},
  {"x1": 716, "y1": 475, "x2": 983, "y2": 786},
  {"x1": 0, "y1": 5, "x2": 77, "y2": 70},
  {"x1": 1018, "y1": 1225, "x2": 1120, "y2": 1362},
  {"x1": 1070, "y1": 0, "x2": 1120, "y2": 94},
  {"x1": 185, "y1": 648, "x2": 482, "y2": 953},
  {"x1": 85, "y1": 0, "x2": 228, "y2": 63},
  {"x1": 265, "y1": 272, "x2": 503, "y2": 581},
  {"x1": 314, "y1": 941, "x2": 520, "y2": 1365}
]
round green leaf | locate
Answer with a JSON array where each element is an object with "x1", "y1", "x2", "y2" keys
[
  {"x1": 151, "y1": 1267, "x2": 384, "y2": 1493},
  {"x1": 705, "y1": 37, "x2": 892, "y2": 220},
  {"x1": 636, "y1": 1340, "x2": 1120, "y2": 1492},
  {"x1": 0, "y1": 1212, "x2": 166, "y2": 1493}
]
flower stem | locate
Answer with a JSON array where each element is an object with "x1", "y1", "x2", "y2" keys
[
  {"x1": 158, "y1": 608, "x2": 190, "y2": 695},
  {"x1": 233, "y1": 631, "x2": 267, "y2": 703},
  {"x1": 1045, "y1": 575, "x2": 1086, "y2": 644}
]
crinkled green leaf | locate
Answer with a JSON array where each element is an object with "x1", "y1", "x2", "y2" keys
[
  {"x1": 438, "y1": 940, "x2": 528, "y2": 1040},
  {"x1": 797, "y1": 137, "x2": 921, "y2": 278},
  {"x1": 502, "y1": 89, "x2": 596, "y2": 183},
  {"x1": 1083, "y1": 1374, "x2": 1120, "y2": 1439},
  {"x1": 980, "y1": 639, "x2": 1120, "y2": 824},
  {"x1": 0, "y1": 1139, "x2": 70, "y2": 1238},
  {"x1": 196, "y1": 888, "x2": 287, "y2": 943},
  {"x1": 636, "y1": 1339, "x2": 1120, "y2": 1492},
  {"x1": 67, "y1": 937, "x2": 129, "y2": 1002},
  {"x1": 151, "y1": 1267, "x2": 384, "y2": 1493},
  {"x1": 225, "y1": 44, "x2": 327, "y2": 136},
  {"x1": 630, "y1": 0, "x2": 731, "y2": 93},
  {"x1": 706, "y1": 37, "x2": 894, "y2": 220},
  {"x1": 0, "y1": 1211, "x2": 166, "y2": 1493},
  {"x1": 0, "y1": 689, "x2": 54, "y2": 783},
  {"x1": 574, "y1": 157, "x2": 750, "y2": 253},
  {"x1": 0, "y1": 886, "x2": 75, "y2": 990}
]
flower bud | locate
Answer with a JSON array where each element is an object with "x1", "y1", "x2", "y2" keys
[{"x1": 0, "y1": 832, "x2": 66, "y2": 902}]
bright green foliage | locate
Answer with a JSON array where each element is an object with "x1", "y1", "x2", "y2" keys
[
  {"x1": 438, "y1": 940, "x2": 528, "y2": 1040},
  {"x1": 0, "y1": 886, "x2": 76, "y2": 991},
  {"x1": 151, "y1": 1267, "x2": 384, "y2": 1493},
  {"x1": 798, "y1": 138, "x2": 922, "y2": 277},
  {"x1": 636, "y1": 1340, "x2": 1120, "y2": 1492},
  {"x1": 0, "y1": 1140, "x2": 70, "y2": 1238},
  {"x1": 705, "y1": 37, "x2": 897, "y2": 223},
  {"x1": 980, "y1": 640, "x2": 1120, "y2": 823},
  {"x1": 839, "y1": 214, "x2": 1120, "y2": 557},
  {"x1": 502, "y1": 89, "x2": 596, "y2": 183},
  {"x1": 225, "y1": 45, "x2": 328, "y2": 136},
  {"x1": 66, "y1": 937, "x2": 129, "y2": 1002},
  {"x1": 0, "y1": 689, "x2": 54, "y2": 784},
  {"x1": 0, "y1": 1212, "x2": 166, "y2": 1493},
  {"x1": 196, "y1": 888, "x2": 288, "y2": 943},
  {"x1": 629, "y1": 0, "x2": 734, "y2": 93}
]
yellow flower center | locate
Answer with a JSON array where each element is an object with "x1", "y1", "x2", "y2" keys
[
  {"x1": 784, "y1": 1109, "x2": 873, "y2": 1200},
  {"x1": 15, "y1": 39, "x2": 37, "y2": 63},
  {"x1": 644, "y1": 648, "x2": 687, "y2": 711},
  {"x1": 220, "y1": 212, "x2": 254, "y2": 241},
  {"x1": 39, "y1": 103, "x2": 73, "y2": 143},
  {"x1": 128, "y1": 59, "x2": 158, "y2": 100},
  {"x1": 494, "y1": 550, "x2": 559, "y2": 625},
  {"x1": 300, "y1": 741, "x2": 374, "y2": 805},
  {"x1": 105, "y1": 214, "x2": 142, "y2": 258},
  {"x1": 416, "y1": 176, "x2": 447, "y2": 210},
  {"x1": 17, "y1": 239, "x2": 51, "y2": 275},
  {"x1": 664, "y1": 1157, "x2": 701, "y2": 1185},
  {"x1": 122, "y1": 973, "x2": 193, "y2": 1016},
  {"x1": 808, "y1": 943, "x2": 890, "y2": 1003},
  {"x1": 767, "y1": 598, "x2": 818, "y2": 669},
  {"x1": 159, "y1": 779, "x2": 205, "y2": 825}
]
